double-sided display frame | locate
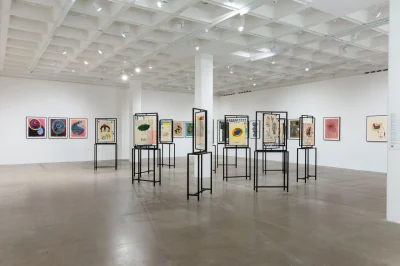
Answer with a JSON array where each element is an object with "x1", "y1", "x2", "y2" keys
[
  {"x1": 223, "y1": 115, "x2": 251, "y2": 181},
  {"x1": 216, "y1": 119, "x2": 237, "y2": 169},
  {"x1": 297, "y1": 115, "x2": 317, "y2": 183},
  {"x1": 187, "y1": 108, "x2": 212, "y2": 201},
  {"x1": 132, "y1": 113, "x2": 161, "y2": 186},
  {"x1": 94, "y1": 118, "x2": 118, "y2": 170},
  {"x1": 159, "y1": 119, "x2": 175, "y2": 169},
  {"x1": 254, "y1": 111, "x2": 289, "y2": 192}
]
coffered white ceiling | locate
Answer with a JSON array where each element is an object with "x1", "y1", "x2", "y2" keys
[{"x1": 0, "y1": 0, "x2": 389, "y2": 95}]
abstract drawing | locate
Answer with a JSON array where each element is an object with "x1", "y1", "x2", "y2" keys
[
  {"x1": 135, "y1": 116, "x2": 157, "y2": 145},
  {"x1": 367, "y1": 115, "x2": 387, "y2": 142},
  {"x1": 173, "y1": 121, "x2": 184, "y2": 138},
  {"x1": 289, "y1": 119, "x2": 300, "y2": 140},
  {"x1": 263, "y1": 114, "x2": 279, "y2": 143},
  {"x1": 302, "y1": 118, "x2": 315, "y2": 146},
  {"x1": 185, "y1": 121, "x2": 193, "y2": 138},
  {"x1": 97, "y1": 119, "x2": 116, "y2": 143},
  {"x1": 324, "y1": 117, "x2": 340, "y2": 141},
  {"x1": 195, "y1": 112, "x2": 206, "y2": 150},
  {"x1": 49, "y1": 117, "x2": 68, "y2": 139},
  {"x1": 160, "y1": 120, "x2": 172, "y2": 143},
  {"x1": 250, "y1": 120, "x2": 260, "y2": 139},
  {"x1": 69, "y1": 118, "x2": 88, "y2": 139},
  {"x1": 26, "y1": 116, "x2": 47, "y2": 139},
  {"x1": 228, "y1": 121, "x2": 247, "y2": 146}
]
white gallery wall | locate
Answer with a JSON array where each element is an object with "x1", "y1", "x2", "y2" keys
[
  {"x1": 0, "y1": 76, "x2": 220, "y2": 165},
  {"x1": 218, "y1": 72, "x2": 388, "y2": 173}
]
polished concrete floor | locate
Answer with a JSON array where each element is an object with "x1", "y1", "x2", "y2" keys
[{"x1": 0, "y1": 157, "x2": 399, "y2": 266}]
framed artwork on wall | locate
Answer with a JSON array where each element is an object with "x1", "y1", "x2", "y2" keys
[
  {"x1": 26, "y1": 116, "x2": 47, "y2": 139},
  {"x1": 366, "y1": 115, "x2": 387, "y2": 142},
  {"x1": 185, "y1": 121, "x2": 193, "y2": 138},
  {"x1": 69, "y1": 118, "x2": 88, "y2": 139},
  {"x1": 48, "y1": 117, "x2": 68, "y2": 139},
  {"x1": 288, "y1": 119, "x2": 300, "y2": 140},
  {"x1": 173, "y1": 121, "x2": 184, "y2": 138},
  {"x1": 323, "y1": 117, "x2": 340, "y2": 141},
  {"x1": 249, "y1": 120, "x2": 260, "y2": 139},
  {"x1": 96, "y1": 118, "x2": 117, "y2": 143}
]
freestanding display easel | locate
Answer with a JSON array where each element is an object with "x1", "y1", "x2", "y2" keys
[
  {"x1": 94, "y1": 118, "x2": 118, "y2": 170},
  {"x1": 187, "y1": 108, "x2": 212, "y2": 201},
  {"x1": 159, "y1": 119, "x2": 175, "y2": 168},
  {"x1": 222, "y1": 115, "x2": 251, "y2": 181},
  {"x1": 216, "y1": 119, "x2": 238, "y2": 169},
  {"x1": 132, "y1": 113, "x2": 161, "y2": 186},
  {"x1": 297, "y1": 115, "x2": 317, "y2": 183},
  {"x1": 253, "y1": 111, "x2": 289, "y2": 192}
]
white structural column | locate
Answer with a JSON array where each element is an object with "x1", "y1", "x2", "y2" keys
[
  {"x1": 128, "y1": 80, "x2": 142, "y2": 162},
  {"x1": 195, "y1": 54, "x2": 213, "y2": 177},
  {"x1": 388, "y1": 0, "x2": 400, "y2": 224}
]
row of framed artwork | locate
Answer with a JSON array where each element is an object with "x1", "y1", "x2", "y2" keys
[
  {"x1": 26, "y1": 117, "x2": 88, "y2": 139},
  {"x1": 287, "y1": 115, "x2": 387, "y2": 142},
  {"x1": 172, "y1": 121, "x2": 193, "y2": 138}
]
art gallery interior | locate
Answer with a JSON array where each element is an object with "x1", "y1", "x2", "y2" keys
[{"x1": 0, "y1": 0, "x2": 399, "y2": 265}]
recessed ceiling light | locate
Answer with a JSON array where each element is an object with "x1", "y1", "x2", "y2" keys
[
  {"x1": 253, "y1": 83, "x2": 256, "y2": 86},
  {"x1": 195, "y1": 46, "x2": 200, "y2": 51},
  {"x1": 230, "y1": 69, "x2": 234, "y2": 74},
  {"x1": 376, "y1": 11, "x2": 381, "y2": 18},
  {"x1": 98, "y1": 49, "x2": 103, "y2": 54},
  {"x1": 84, "y1": 61, "x2": 89, "y2": 65},
  {"x1": 135, "y1": 67, "x2": 141, "y2": 73},
  {"x1": 157, "y1": 1, "x2": 162, "y2": 7},
  {"x1": 93, "y1": 1, "x2": 102, "y2": 12},
  {"x1": 72, "y1": 69, "x2": 75, "y2": 72},
  {"x1": 149, "y1": 65, "x2": 153, "y2": 69},
  {"x1": 62, "y1": 51, "x2": 67, "y2": 55},
  {"x1": 305, "y1": 67, "x2": 309, "y2": 71},
  {"x1": 121, "y1": 74, "x2": 128, "y2": 81},
  {"x1": 271, "y1": 61, "x2": 276, "y2": 64},
  {"x1": 238, "y1": 26, "x2": 244, "y2": 32},
  {"x1": 204, "y1": 29, "x2": 209, "y2": 33}
]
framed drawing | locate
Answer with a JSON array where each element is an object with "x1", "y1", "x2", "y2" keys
[
  {"x1": 277, "y1": 119, "x2": 286, "y2": 145},
  {"x1": 185, "y1": 121, "x2": 193, "y2": 138},
  {"x1": 173, "y1": 121, "x2": 184, "y2": 138},
  {"x1": 366, "y1": 115, "x2": 387, "y2": 142},
  {"x1": 263, "y1": 114, "x2": 279, "y2": 144},
  {"x1": 134, "y1": 115, "x2": 157, "y2": 146},
  {"x1": 250, "y1": 120, "x2": 260, "y2": 139},
  {"x1": 195, "y1": 112, "x2": 206, "y2": 150},
  {"x1": 96, "y1": 118, "x2": 117, "y2": 144},
  {"x1": 288, "y1": 119, "x2": 300, "y2": 140},
  {"x1": 26, "y1": 116, "x2": 47, "y2": 139},
  {"x1": 48, "y1": 117, "x2": 68, "y2": 139},
  {"x1": 69, "y1": 118, "x2": 88, "y2": 139},
  {"x1": 228, "y1": 121, "x2": 247, "y2": 146},
  {"x1": 159, "y1": 119, "x2": 172, "y2": 143},
  {"x1": 300, "y1": 116, "x2": 315, "y2": 147},
  {"x1": 324, "y1": 117, "x2": 340, "y2": 141}
]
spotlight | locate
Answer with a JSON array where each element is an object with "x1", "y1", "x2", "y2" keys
[
  {"x1": 157, "y1": 1, "x2": 162, "y2": 7},
  {"x1": 84, "y1": 61, "x2": 89, "y2": 65},
  {"x1": 135, "y1": 67, "x2": 141, "y2": 73},
  {"x1": 205, "y1": 28, "x2": 209, "y2": 33},
  {"x1": 121, "y1": 25, "x2": 130, "y2": 38},
  {"x1": 121, "y1": 74, "x2": 128, "y2": 81},
  {"x1": 230, "y1": 69, "x2": 234, "y2": 74},
  {"x1": 305, "y1": 67, "x2": 309, "y2": 71},
  {"x1": 253, "y1": 82, "x2": 256, "y2": 86},
  {"x1": 376, "y1": 11, "x2": 381, "y2": 18},
  {"x1": 271, "y1": 60, "x2": 276, "y2": 64},
  {"x1": 62, "y1": 50, "x2": 67, "y2": 55},
  {"x1": 98, "y1": 49, "x2": 103, "y2": 54},
  {"x1": 121, "y1": 32, "x2": 127, "y2": 38},
  {"x1": 238, "y1": 25, "x2": 244, "y2": 32},
  {"x1": 238, "y1": 15, "x2": 245, "y2": 32},
  {"x1": 72, "y1": 69, "x2": 75, "y2": 72},
  {"x1": 195, "y1": 46, "x2": 200, "y2": 51},
  {"x1": 93, "y1": 1, "x2": 102, "y2": 12},
  {"x1": 149, "y1": 66, "x2": 153, "y2": 69}
]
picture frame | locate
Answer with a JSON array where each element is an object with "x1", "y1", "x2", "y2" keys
[
  {"x1": 95, "y1": 118, "x2": 117, "y2": 144},
  {"x1": 26, "y1": 116, "x2": 47, "y2": 139},
  {"x1": 323, "y1": 117, "x2": 340, "y2": 141},
  {"x1": 366, "y1": 115, "x2": 387, "y2": 142},
  {"x1": 48, "y1": 117, "x2": 68, "y2": 139},
  {"x1": 69, "y1": 118, "x2": 88, "y2": 139}
]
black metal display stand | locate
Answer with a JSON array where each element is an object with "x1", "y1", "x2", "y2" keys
[
  {"x1": 159, "y1": 143, "x2": 175, "y2": 168},
  {"x1": 187, "y1": 108, "x2": 213, "y2": 200},
  {"x1": 132, "y1": 147, "x2": 161, "y2": 186},
  {"x1": 132, "y1": 113, "x2": 161, "y2": 186},
  {"x1": 94, "y1": 118, "x2": 118, "y2": 170},
  {"x1": 297, "y1": 147, "x2": 317, "y2": 182},
  {"x1": 94, "y1": 143, "x2": 118, "y2": 170},
  {"x1": 223, "y1": 147, "x2": 251, "y2": 181},
  {"x1": 222, "y1": 115, "x2": 251, "y2": 181},
  {"x1": 212, "y1": 144, "x2": 217, "y2": 173},
  {"x1": 296, "y1": 115, "x2": 317, "y2": 182},
  {"x1": 253, "y1": 111, "x2": 289, "y2": 192},
  {"x1": 158, "y1": 119, "x2": 175, "y2": 168}
]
